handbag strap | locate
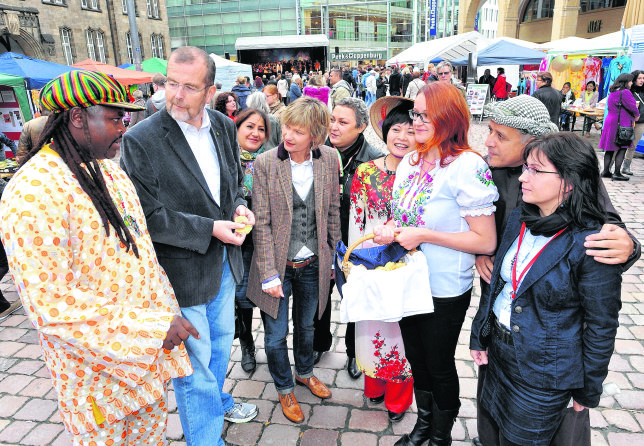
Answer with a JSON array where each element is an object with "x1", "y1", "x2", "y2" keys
[{"x1": 617, "y1": 90, "x2": 635, "y2": 121}]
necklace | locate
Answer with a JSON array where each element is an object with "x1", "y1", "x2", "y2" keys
[
  {"x1": 100, "y1": 161, "x2": 142, "y2": 238},
  {"x1": 383, "y1": 155, "x2": 396, "y2": 175}
]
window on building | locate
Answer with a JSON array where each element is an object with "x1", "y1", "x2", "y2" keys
[
  {"x1": 126, "y1": 32, "x2": 145, "y2": 64},
  {"x1": 150, "y1": 34, "x2": 165, "y2": 59},
  {"x1": 81, "y1": 0, "x2": 99, "y2": 9},
  {"x1": 60, "y1": 28, "x2": 74, "y2": 65},
  {"x1": 86, "y1": 29, "x2": 96, "y2": 60},
  {"x1": 86, "y1": 29, "x2": 106, "y2": 62},
  {"x1": 147, "y1": 0, "x2": 160, "y2": 18},
  {"x1": 580, "y1": 0, "x2": 625, "y2": 12},
  {"x1": 121, "y1": 0, "x2": 127, "y2": 13},
  {"x1": 43, "y1": 0, "x2": 66, "y2": 5},
  {"x1": 521, "y1": 0, "x2": 555, "y2": 23}
]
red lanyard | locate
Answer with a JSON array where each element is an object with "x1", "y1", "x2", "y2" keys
[{"x1": 511, "y1": 223, "x2": 567, "y2": 300}]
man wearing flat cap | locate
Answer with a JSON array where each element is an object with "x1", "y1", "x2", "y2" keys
[
  {"x1": 0, "y1": 70, "x2": 199, "y2": 444},
  {"x1": 470, "y1": 94, "x2": 640, "y2": 446}
]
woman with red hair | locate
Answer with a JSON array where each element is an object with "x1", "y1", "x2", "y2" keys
[{"x1": 374, "y1": 82, "x2": 499, "y2": 446}]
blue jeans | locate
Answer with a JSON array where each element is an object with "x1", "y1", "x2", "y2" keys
[
  {"x1": 261, "y1": 260, "x2": 319, "y2": 394},
  {"x1": 172, "y1": 249, "x2": 235, "y2": 446},
  {"x1": 235, "y1": 239, "x2": 255, "y2": 310}
]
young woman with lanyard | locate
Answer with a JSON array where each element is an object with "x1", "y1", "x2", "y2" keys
[{"x1": 470, "y1": 132, "x2": 622, "y2": 446}]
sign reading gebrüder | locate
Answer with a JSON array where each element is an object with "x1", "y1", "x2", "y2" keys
[{"x1": 331, "y1": 51, "x2": 387, "y2": 61}]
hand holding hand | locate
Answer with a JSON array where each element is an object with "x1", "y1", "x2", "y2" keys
[
  {"x1": 475, "y1": 255, "x2": 495, "y2": 284},
  {"x1": 163, "y1": 315, "x2": 200, "y2": 351},
  {"x1": 584, "y1": 224, "x2": 633, "y2": 265},
  {"x1": 373, "y1": 224, "x2": 396, "y2": 245}
]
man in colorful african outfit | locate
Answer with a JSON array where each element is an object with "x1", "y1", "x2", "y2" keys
[{"x1": 0, "y1": 70, "x2": 199, "y2": 445}]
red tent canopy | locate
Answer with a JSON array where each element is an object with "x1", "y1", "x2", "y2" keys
[{"x1": 71, "y1": 59, "x2": 152, "y2": 85}]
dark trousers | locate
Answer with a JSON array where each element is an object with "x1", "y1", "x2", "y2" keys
[
  {"x1": 313, "y1": 279, "x2": 355, "y2": 357},
  {"x1": 398, "y1": 289, "x2": 471, "y2": 411},
  {"x1": 262, "y1": 261, "x2": 319, "y2": 392}
]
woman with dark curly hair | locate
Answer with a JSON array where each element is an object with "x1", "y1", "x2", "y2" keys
[{"x1": 215, "y1": 91, "x2": 239, "y2": 122}]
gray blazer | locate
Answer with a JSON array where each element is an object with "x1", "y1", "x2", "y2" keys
[{"x1": 120, "y1": 108, "x2": 247, "y2": 308}]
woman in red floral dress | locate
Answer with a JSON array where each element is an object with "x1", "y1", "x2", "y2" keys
[{"x1": 348, "y1": 97, "x2": 415, "y2": 422}]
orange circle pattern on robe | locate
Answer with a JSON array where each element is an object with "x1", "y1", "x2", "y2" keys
[{"x1": 0, "y1": 147, "x2": 193, "y2": 436}]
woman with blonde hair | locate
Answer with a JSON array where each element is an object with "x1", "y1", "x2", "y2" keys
[
  {"x1": 248, "y1": 97, "x2": 341, "y2": 424},
  {"x1": 263, "y1": 84, "x2": 286, "y2": 120}
]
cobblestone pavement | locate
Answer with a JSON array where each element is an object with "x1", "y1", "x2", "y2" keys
[{"x1": 0, "y1": 119, "x2": 643, "y2": 445}]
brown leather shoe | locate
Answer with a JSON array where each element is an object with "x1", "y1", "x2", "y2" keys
[
  {"x1": 279, "y1": 392, "x2": 304, "y2": 423},
  {"x1": 295, "y1": 374, "x2": 332, "y2": 399}
]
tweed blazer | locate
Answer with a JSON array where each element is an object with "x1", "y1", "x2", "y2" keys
[
  {"x1": 120, "y1": 108, "x2": 247, "y2": 308},
  {"x1": 247, "y1": 143, "x2": 341, "y2": 319}
]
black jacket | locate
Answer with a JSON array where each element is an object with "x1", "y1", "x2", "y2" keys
[
  {"x1": 121, "y1": 108, "x2": 246, "y2": 308},
  {"x1": 401, "y1": 73, "x2": 413, "y2": 97},
  {"x1": 376, "y1": 77, "x2": 387, "y2": 99},
  {"x1": 533, "y1": 86, "x2": 562, "y2": 125},
  {"x1": 389, "y1": 72, "x2": 402, "y2": 94}
]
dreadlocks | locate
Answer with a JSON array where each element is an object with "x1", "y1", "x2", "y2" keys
[{"x1": 23, "y1": 108, "x2": 139, "y2": 258}]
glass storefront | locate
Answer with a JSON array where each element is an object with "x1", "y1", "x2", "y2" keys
[{"x1": 167, "y1": 0, "x2": 458, "y2": 60}]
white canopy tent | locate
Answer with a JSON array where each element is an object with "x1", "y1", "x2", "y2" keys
[
  {"x1": 534, "y1": 37, "x2": 590, "y2": 52},
  {"x1": 210, "y1": 54, "x2": 253, "y2": 93},
  {"x1": 386, "y1": 31, "x2": 486, "y2": 67},
  {"x1": 235, "y1": 34, "x2": 329, "y2": 51},
  {"x1": 488, "y1": 36, "x2": 542, "y2": 51}
]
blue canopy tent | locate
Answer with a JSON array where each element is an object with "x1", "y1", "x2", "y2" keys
[
  {"x1": 0, "y1": 52, "x2": 75, "y2": 89},
  {"x1": 451, "y1": 40, "x2": 546, "y2": 66},
  {"x1": 118, "y1": 63, "x2": 134, "y2": 69}
]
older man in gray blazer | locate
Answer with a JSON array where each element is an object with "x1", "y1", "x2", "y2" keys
[{"x1": 121, "y1": 46, "x2": 257, "y2": 446}]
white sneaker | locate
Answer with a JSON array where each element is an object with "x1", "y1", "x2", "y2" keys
[{"x1": 224, "y1": 402, "x2": 258, "y2": 423}]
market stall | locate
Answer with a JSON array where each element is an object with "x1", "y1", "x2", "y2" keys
[
  {"x1": 385, "y1": 31, "x2": 486, "y2": 68},
  {"x1": 72, "y1": 59, "x2": 153, "y2": 85},
  {"x1": 210, "y1": 54, "x2": 252, "y2": 93},
  {"x1": 0, "y1": 52, "x2": 74, "y2": 89}
]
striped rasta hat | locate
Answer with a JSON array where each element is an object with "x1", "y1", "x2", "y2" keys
[{"x1": 40, "y1": 70, "x2": 145, "y2": 113}]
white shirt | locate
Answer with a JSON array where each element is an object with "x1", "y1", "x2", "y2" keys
[
  {"x1": 175, "y1": 109, "x2": 220, "y2": 205},
  {"x1": 391, "y1": 152, "x2": 499, "y2": 297},
  {"x1": 494, "y1": 229, "x2": 553, "y2": 329}
]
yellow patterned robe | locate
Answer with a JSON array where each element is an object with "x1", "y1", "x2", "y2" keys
[{"x1": 0, "y1": 146, "x2": 192, "y2": 435}]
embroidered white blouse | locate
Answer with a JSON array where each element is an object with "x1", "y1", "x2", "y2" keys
[{"x1": 391, "y1": 151, "x2": 499, "y2": 297}]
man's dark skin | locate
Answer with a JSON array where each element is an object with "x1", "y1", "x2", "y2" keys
[{"x1": 67, "y1": 104, "x2": 200, "y2": 351}]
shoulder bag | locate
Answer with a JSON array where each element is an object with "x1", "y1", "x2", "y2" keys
[{"x1": 615, "y1": 91, "x2": 635, "y2": 147}]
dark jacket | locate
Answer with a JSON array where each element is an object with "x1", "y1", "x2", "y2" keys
[
  {"x1": 232, "y1": 84, "x2": 252, "y2": 110},
  {"x1": 389, "y1": 72, "x2": 402, "y2": 94},
  {"x1": 481, "y1": 163, "x2": 641, "y2": 299},
  {"x1": 376, "y1": 76, "x2": 387, "y2": 99},
  {"x1": 533, "y1": 85, "x2": 562, "y2": 125},
  {"x1": 287, "y1": 82, "x2": 302, "y2": 103},
  {"x1": 471, "y1": 208, "x2": 622, "y2": 408},
  {"x1": 401, "y1": 73, "x2": 413, "y2": 97},
  {"x1": 343, "y1": 71, "x2": 357, "y2": 90},
  {"x1": 120, "y1": 108, "x2": 246, "y2": 308}
]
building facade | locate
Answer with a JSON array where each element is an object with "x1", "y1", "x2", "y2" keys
[
  {"x1": 167, "y1": 0, "x2": 460, "y2": 62},
  {"x1": 476, "y1": 0, "x2": 498, "y2": 39},
  {"x1": 460, "y1": 0, "x2": 629, "y2": 44},
  {"x1": 0, "y1": 0, "x2": 170, "y2": 66}
]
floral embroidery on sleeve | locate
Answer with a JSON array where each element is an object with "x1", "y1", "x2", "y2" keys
[{"x1": 475, "y1": 167, "x2": 495, "y2": 187}]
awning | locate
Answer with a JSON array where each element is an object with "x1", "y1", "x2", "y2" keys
[
  {"x1": 235, "y1": 34, "x2": 329, "y2": 51},
  {"x1": 451, "y1": 40, "x2": 546, "y2": 66},
  {"x1": 0, "y1": 52, "x2": 75, "y2": 89},
  {"x1": 386, "y1": 31, "x2": 486, "y2": 67},
  {"x1": 0, "y1": 73, "x2": 32, "y2": 121},
  {"x1": 72, "y1": 59, "x2": 153, "y2": 85}
]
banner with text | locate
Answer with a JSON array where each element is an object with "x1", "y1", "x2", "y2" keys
[
  {"x1": 331, "y1": 51, "x2": 387, "y2": 61},
  {"x1": 429, "y1": 0, "x2": 437, "y2": 36}
]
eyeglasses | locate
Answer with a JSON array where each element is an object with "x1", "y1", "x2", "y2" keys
[
  {"x1": 438, "y1": 71, "x2": 451, "y2": 76},
  {"x1": 166, "y1": 81, "x2": 207, "y2": 95},
  {"x1": 409, "y1": 109, "x2": 430, "y2": 124},
  {"x1": 522, "y1": 164, "x2": 559, "y2": 176}
]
